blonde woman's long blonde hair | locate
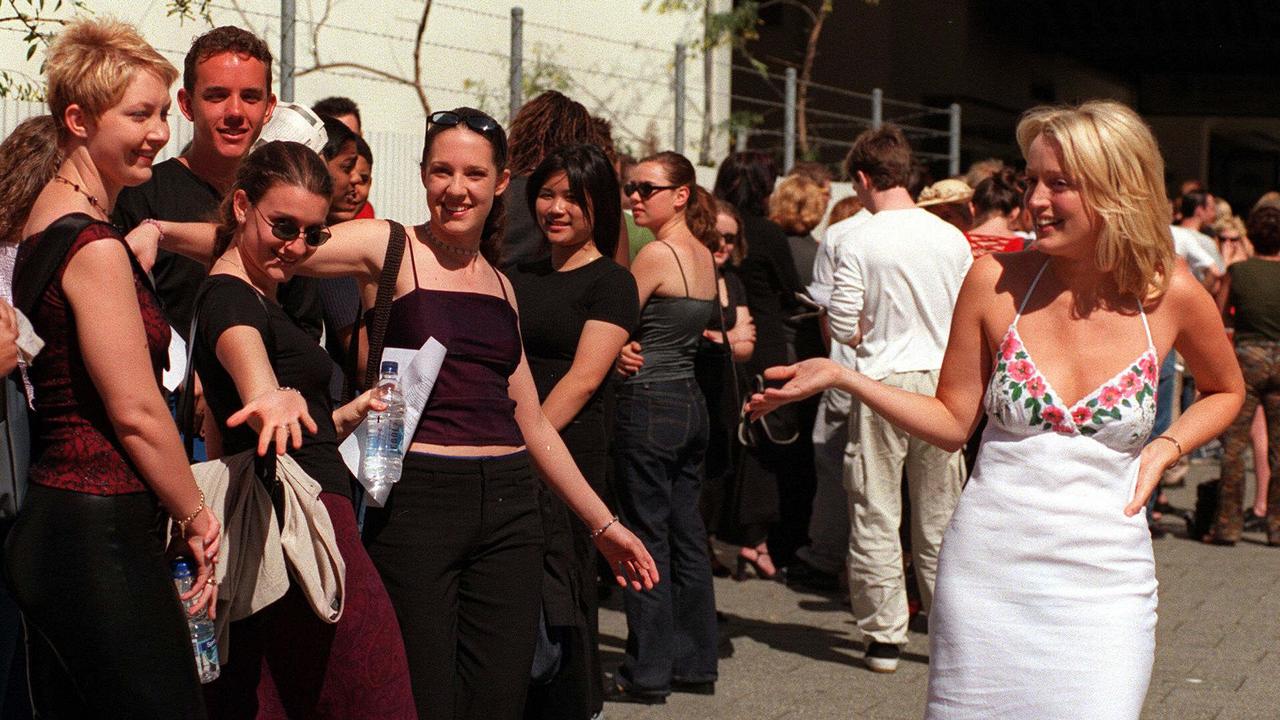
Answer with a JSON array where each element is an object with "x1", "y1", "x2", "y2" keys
[{"x1": 1016, "y1": 100, "x2": 1174, "y2": 300}]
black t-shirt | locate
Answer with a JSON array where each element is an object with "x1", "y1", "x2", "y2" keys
[
  {"x1": 509, "y1": 256, "x2": 639, "y2": 410},
  {"x1": 113, "y1": 158, "x2": 325, "y2": 342},
  {"x1": 499, "y1": 175, "x2": 548, "y2": 271},
  {"x1": 113, "y1": 158, "x2": 220, "y2": 338},
  {"x1": 193, "y1": 275, "x2": 351, "y2": 498}
]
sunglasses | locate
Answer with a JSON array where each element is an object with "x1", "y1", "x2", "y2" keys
[
  {"x1": 721, "y1": 232, "x2": 739, "y2": 245},
  {"x1": 429, "y1": 111, "x2": 501, "y2": 137},
  {"x1": 623, "y1": 181, "x2": 679, "y2": 200},
  {"x1": 254, "y1": 205, "x2": 331, "y2": 247}
]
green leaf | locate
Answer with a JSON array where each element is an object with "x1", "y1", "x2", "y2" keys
[
  {"x1": 1080, "y1": 426, "x2": 1097, "y2": 436},
  {"x1": 1087, "y1": 398, "x2": 1098, "y2": 408},
  {"x1": 1011, "y1": 385, "x2": 1022, "y2": 401},
  {"x1": 26, "y1": 44, "x2": 37, "y2": 61}
]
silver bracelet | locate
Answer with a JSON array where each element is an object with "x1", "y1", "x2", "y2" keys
[{"x1": 590, "y1": 515, "x2": 619, "y2": 539}]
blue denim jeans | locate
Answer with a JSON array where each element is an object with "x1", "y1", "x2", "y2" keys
[{"x1": 612, "y1": 377, "x2": 718, "y2": 694}]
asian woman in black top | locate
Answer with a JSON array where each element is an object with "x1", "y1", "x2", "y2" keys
[{"x1": 508, "y1": 143, "x2": 638, "y2": 720}]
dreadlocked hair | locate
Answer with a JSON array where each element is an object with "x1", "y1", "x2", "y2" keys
[{"x1": 506, "y1": 90, "x2": 597, "y2": 177}]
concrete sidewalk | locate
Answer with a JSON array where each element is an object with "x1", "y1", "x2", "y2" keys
[{"x1": 599, "y1": 461, "x2": 1280, "y2": 719}]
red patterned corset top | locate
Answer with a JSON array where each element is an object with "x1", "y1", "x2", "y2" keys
[{"x1": 17, "y1": 220, "x2": 171, "y2": 495}]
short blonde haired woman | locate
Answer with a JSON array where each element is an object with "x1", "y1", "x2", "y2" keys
[
  {"x1": 748, "y1": 100, "x2": 1243, "y2": 719},
  {"x1": 4, "y1": 18, "x2": 220, "y2": 718}
]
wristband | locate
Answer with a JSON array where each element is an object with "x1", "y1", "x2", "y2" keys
[
  {"x1": 141, "y1": 217, "x2": 165, "y2": 242},
  {"x1": 590, "y1": 515, "x2": 620, "y2": 539},
  {"x1": 1153, "y1": 435, "x2": 1183, "y2": 457}
]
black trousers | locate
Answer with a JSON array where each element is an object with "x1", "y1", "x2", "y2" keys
[
  {"x1": 3, "y1": 484, "x2": 205, "y2": 719},
  {"x1": 364, "y1": 451, "x2": 544, "y2": 720}
]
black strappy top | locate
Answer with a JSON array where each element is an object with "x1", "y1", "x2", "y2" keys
[
  {"x1": 368, "y1": 240, "x2": 525, "y2": 447},
  {"x1": 628, "y1": 241, "x2": 716, "y2": 384}
]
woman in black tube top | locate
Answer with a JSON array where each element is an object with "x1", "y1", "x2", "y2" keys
[
  {"x1": 130, "y1": 107, "x2": 658, "y2": 720},
  {"x1": 608, "y1": 152, "x2": 720, "y2": 703}
]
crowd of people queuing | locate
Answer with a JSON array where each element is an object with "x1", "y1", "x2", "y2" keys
[{"x1": 0, "y1": 15, "x2": 1272, "y2": 720}]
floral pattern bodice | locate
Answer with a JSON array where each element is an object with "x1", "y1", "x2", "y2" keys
[{"x1": 983, "y1": 262, "x2": 1159, "y2": 454}]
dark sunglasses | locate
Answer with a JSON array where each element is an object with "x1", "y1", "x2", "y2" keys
[
  {"x1": 721, "y1": 232, "x2": 739, "y2": 245},
  {"x1": 254, "y1": 205, "x2": 331, "y2": 247},
  {"x1": 429, "y1": 111, "x2": 501, "y2": 136},
  {"x1": 623, "y1": 181, "x2": 678, "y2": 200}
]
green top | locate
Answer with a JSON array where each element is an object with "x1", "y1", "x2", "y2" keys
[
  {"x1": 1228, "y1": 258, "x2": 1280, "y2": 342},
  {"x1": 626, "y1": 211, "x2": 655, "y2": 261}
]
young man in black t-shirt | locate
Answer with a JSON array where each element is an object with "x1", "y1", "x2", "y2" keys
[{"x1": 114, "y1": 26, "x2": 278, "y2": 338}]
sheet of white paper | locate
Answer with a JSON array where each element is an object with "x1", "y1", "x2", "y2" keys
[
  {"x1": 162, "y1": 327, "x2": 187, "y2": 393},
  {"x1": 339, "y1": 338, "x2": 446, "y2": 506}
]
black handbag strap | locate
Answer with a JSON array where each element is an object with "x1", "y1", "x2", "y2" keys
[
  {"x1": 12, "y1": 213, "x2": 109, "y2": 320},
  {"x1": 343, "y1": 221, "x2": 406, "y2": 401}
]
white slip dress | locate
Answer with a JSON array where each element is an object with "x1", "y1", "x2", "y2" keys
[{"x1": 926, "y1": 262, "x2": 1160, "y2": 719}]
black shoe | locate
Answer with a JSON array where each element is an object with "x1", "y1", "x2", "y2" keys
[
  {"x1": 671, "y1": 678, "x2": 716, "y2": 695},
  {"x1": 604, "y1": 683, "x2": 667, "y2": 705},
  {"x1": 784, "y1": 560, "x2": 839, "y2": 593},
  {"x1": 1244, "y1": 509, "x2": 1268, "y2": 533},
  {"x1": 864, "y1": 641, "x2": 900, "y2": 673}
]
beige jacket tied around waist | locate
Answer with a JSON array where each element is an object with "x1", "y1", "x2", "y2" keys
[{"x1": 187, "y1": 450, "x2": 346, "y2": 661}]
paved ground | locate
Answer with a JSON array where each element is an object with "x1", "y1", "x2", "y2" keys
[{"x1": 598, "y1": 459, "x2": 1280, "y2": 719}]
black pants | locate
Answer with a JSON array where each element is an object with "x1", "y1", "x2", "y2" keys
[
  {"x1": 364, "y1": 452, "x2": 544, "y2": 720},
  {"x1": 612, "y1": 378, "x2": 718, "y2": 695},
  {"x1": 3, "y1": 484, "x2": 205, "y2": 719},
  {"x1": 525, "y1": 415, "x2": 608, "y2": 720}
]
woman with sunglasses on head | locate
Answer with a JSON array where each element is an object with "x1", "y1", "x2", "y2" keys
[
  {"x1": 508, "y1": 143, "x2": 638, "y2": 720},
  {"x1": 130, "y1": 107, "x2": 658, "y2": 720},
  {"x1": 4, "y1": 19, "x2": 220, "y2": 718},
  {"x1": 609, "y1": 153, "x2": 720, "y2": 703},
  {"x1": 190, "y1": 140, "x2": 414, "y2": 718},
  {"x1": 746, "y1": 101, "x2": 1243, "y2": 718}
]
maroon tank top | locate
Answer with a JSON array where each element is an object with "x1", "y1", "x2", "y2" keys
[{"x1": 368, "y1": 240, "x2": 525, "y2": 446}]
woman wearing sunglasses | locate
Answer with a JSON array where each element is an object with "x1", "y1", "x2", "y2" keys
[
  {"x1": 609, "y1": 152, "x2": 720, "y2": 703},
  {"x1": 508, "y1": 143, "x2": 638, "y2": 720},
  {"x1": 190, "y1": 140, "x2": 414, "y2": 717},
  {"x1": 130, "y1": 107, "x2": 658, "y2": 720}
]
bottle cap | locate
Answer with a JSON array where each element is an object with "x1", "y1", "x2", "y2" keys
[
  {"x1": 381, "y1": 360, "x2": 399, "y2": 375},
  {"x1": 172, "y1": 558, "x2": 193, "y2": 578}
]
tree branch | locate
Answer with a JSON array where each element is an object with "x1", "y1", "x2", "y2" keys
[{"x1": 411, "y1": 0, "x2": 432, "y2": 115}]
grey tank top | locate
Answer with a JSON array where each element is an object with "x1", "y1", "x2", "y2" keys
[{"x1": 628, "y1": 241, "x2": 716, "y2": 383}]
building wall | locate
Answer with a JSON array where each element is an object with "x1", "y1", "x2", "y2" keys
[{"x1": 1, "y1": 1, "x2": 714, "y2": 222}]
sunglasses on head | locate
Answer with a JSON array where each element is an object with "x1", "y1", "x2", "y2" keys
[
  {"x1": 623, "y1": 181, "x2": 679, "y2": 200},
  {"x1": 254, "y1": 205, "x2": 331, "y2": 247},
  {"x1": 429, "y1": 111, "x2": 501, "y2": 136}
]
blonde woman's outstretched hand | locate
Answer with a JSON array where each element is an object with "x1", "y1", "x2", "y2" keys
[
  {"x1": 593, "y1": 522, "x2": 660, "y2": 591},
  {"x1": 747, "y1": 358, "x2": 846, "y2": 421}
]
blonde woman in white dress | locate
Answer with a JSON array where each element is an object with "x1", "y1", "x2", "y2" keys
[{"x1": 748, "y1": 100, "x2": 1243, "y2": 719}]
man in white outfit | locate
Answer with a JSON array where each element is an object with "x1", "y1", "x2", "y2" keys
[
  {"x1": 827, "y1": 125, "x2": 971, "y2": 673},
  {"x1": 789, "y1": 207, "x2": 872, "y2": 591}
]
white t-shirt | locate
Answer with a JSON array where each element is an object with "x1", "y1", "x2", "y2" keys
[
  {"x1": 810, "y1": 209, "x2": 872, "y2": 371},
  {"x1": 829, "y1": 207, "x2": 972, "y2": 380},
  {"x1": 1170, "y1": 225, "x2": 1222, "y2": 280}
]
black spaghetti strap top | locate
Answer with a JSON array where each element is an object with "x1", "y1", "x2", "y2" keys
[
  {"x1": 368, "y1": 239, "x2": 525, "y2": 446},
  {"x1": 628, "y1": 241, "x2": 716, "y2": 383}
]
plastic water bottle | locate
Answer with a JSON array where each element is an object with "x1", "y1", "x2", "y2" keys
[
  {"x1": 171, "y1": 558, "x2": 220, "y2": 683},
  {"x1": 363, "y1": 360, "x2": 405, "y2": 492}
]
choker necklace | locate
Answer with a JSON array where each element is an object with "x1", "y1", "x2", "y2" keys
[
  {"x1": 54, "y1": 175, "x2": 109, "y2": 218},
  {"x1": 423, "y1": 225, "x2": 480, "y2": 258}
]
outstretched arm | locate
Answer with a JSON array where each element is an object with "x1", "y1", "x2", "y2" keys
[
  {"x1": 127, "y1": 218, "x2": 389, "y2": 283},
  {"x1": 750, "y1": 255, "x2": 996, "y2": 452}
]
